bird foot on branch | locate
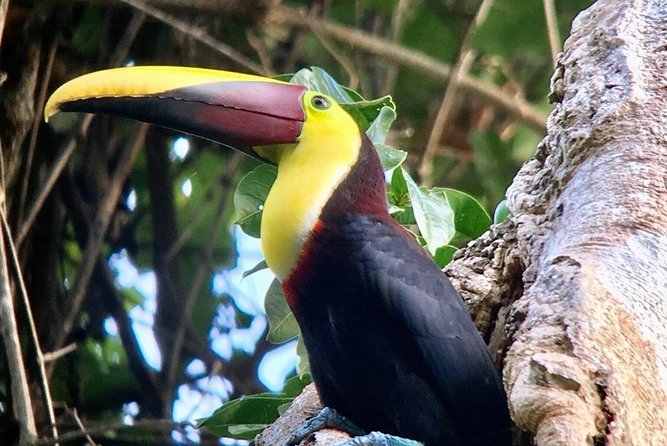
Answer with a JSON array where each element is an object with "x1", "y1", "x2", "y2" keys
[{"x1": 284, "y1": 407, "x2": 422, "y2": 446}]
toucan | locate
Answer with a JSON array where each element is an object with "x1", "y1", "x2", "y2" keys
[{"x1": 45, "y1": 66, "x2": 512, "y2": 446}]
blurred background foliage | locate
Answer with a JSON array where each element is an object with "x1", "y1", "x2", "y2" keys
[{"x1": 0, "y1": 0, "x2": 592, "y2": 444}]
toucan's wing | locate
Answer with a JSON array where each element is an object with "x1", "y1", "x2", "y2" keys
[{"x1": 350, "y1": 216, "x2": 512, "y2": 445}]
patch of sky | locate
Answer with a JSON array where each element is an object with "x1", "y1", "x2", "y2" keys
[
  {"x1": 211, "y1": 228, "x2": 298, "y2": 390},
  {"x1": 122, "y1": 401, "x2": 139, "y2": 425},
  {"x1": 182, "y1": 178, "x2": 193, "y2": 198},
  {"x1": 108, "y1": 226, "x2": 298, "y2": 438},
  {"x1": 126, "y1": 188, "x2": 137, "y2": 211},
  {"x1": 171, "y1": 136, "x2": 191, "y2": 161},
  {"x1": 104, "y1": 316, "x2": 118, "y2": 336},
  {"x1": 258, "y1": 339, "x2": 298, "y2": 392},
  {"x1": 108, "y1": 250, "x2": 161, "y2": 370}
]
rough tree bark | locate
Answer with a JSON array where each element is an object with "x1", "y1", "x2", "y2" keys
[
  {"x1": 501, "y1": 0, "x2": 667, "y2": 443},
  {"x1": 457, "y1": 0, "x2": 667, "y2": 444},
  {"x1": 261, "y1": 0, "x2": 667, "y2": 444}
]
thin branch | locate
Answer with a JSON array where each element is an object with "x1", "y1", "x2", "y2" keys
[
  {"x1": 36, "y1": 419, "x2": 189, "y2": 446},
  {"x1": 0, "y1": 0, "x2": 9, "y2": 48},
  {"x1": 110, "y1": 8, "x2": 147, "y2": 66},
  {"x1": 17, "y1": 27, "x2": 59, "y2": 228},
  {"x1": 17, "y1": 5, "x2": 145, "y2": 246},
  {"x1": 1, "y1": 211, "x2": 59, "y2": 443},
  {"x1": 42, "y1": 343, "x2": 77, "y2": 362},
  {"x1": 118, "y1": 0, "x2": 265, "y2": 74},
  {"x1": 246, "y1": 30, "x2": 275, "y2": 76},
  {"x1": 16, "y1": 116, "x2": 92, "y2": 246},
  {"x1": 165, "y1": 152, "x2": 244, "y2": 394},
  {"x1": 543, "y1": 0, "x2": 561, "y2": 66},
  {"x1": 309, "y1": 25, "x2": 360, "y2": 90},
  {"x1": 69, "y1": 408, "x2": 97, "y2": 446},
  {"x1": 418, "y1": 0, "x2": 495, "y2": 184},
  {"x1": 56, "y1": 124, "x2": 147, "y2": 349},
  {"x1": 165, "y1": 154, "x2": 241, "y2": 261},
  {"x1": 384, "y1": 0, "x2": 411, "y2": 93},
  {"x1": 93, "y1": 256, "x2": 163, "y2": 414},
  {"x1": 0, "y1": 211, "x2": 37, "y2": 445},
  {"x1": 273, "y1": 5, "x2": 547, "y2": 133}
]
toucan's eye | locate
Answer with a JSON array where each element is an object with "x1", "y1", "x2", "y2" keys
[{"x1": 311, "y1": 95, "x2": 330, "y2": 110}]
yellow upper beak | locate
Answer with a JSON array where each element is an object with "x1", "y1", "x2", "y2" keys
[{"x1": 46, "y1": 66, "x2": 307, "y2": 159}]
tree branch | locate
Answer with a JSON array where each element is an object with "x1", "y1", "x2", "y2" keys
[
  {"x1": 418, "y1": 0, "x2": 495, "y2": 184},
  {"x1": 271, "y1": 5, "x2": 548, "y2": 133},
  {"x1": 36, "y1": 419, "x2": 189, "y2": 446},
  {"x1": 0, "y1": 208, "x2": 37, "y2": 445},
  {"x1": 542, "y1": 0, "x2": 561, "y2": 66},
  {"x1": 56, "y1": 123, "x2": 147, "y2": 350},
  {"x1": 1, "y1": 211, "x2": 59, "y2": 443},
  {"x1": 118, "y1": 0, "x2": 266, "y2": 74}
]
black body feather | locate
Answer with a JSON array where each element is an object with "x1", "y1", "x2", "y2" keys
[{"x1": 284, "y1": 138, "x2": 512, "y2": 446}]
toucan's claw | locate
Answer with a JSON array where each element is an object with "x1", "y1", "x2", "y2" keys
[
  {"x1": 284, "y1": 407, "x2": 422, "y2": 446},
  {"x1": 285, "y1": 407, "x2": 365, "y2": 445},
  {"x1": 336, "y1": 432, "x2": 424, "y2": 446}
]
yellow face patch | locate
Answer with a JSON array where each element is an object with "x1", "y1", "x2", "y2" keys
[{"x1": 259, "y1": 91, "x2": 361, "y2": 279}]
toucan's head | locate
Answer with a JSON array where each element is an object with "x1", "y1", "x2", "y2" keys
[
  {"x1": 46, "y1": 66, "x2": 381, "y2": 279},
  {"x1": 45, "y1": 66, "x2": 359, "y2": 165}
]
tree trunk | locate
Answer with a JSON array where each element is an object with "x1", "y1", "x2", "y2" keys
[
  {"x1": 267, "y1": 0, "x2": 667, "y2": 444},
  {"x1": 453, "y1": 0, "x2": 667, "y2": 444},
  {"x1": 500, "y1": 0, "x2": 667, "y2": 443}
]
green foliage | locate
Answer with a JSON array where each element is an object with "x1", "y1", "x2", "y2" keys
[
  {"x1": 265, "y1": 278, "x2": 299, "y2": 343},
  {"x1": 198, "y1": 393, "x2": 294, "y2": 439},
  {"x1": 435, "y1": 188, "x2": 492, "y2": 242},
  {"x1": 198, "y1": 374, "x2": 312, "y2": 440},
  {"x1": 405, "y1": 171, "x2": 456, "y2": 255},
  {"x1": 470, "y1": 130, "x2": 520, "y2": 206},
  {"x1": 281, "y1": 67, "x2": 395, "y2": 131},
  {"x1": 376, "y1": 143, "x2": 408, "y2": 172},
  {"x1": 234, "y1": 164, "x2": 277, "y2": 238}
]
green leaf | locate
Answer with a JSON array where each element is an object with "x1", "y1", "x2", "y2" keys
[
  {"x1": 198, "y1": 375, "x2": 312, "y2": 440},
  {"x1": 494, "y1": 199, "x2": 510, "y2": 224},
  {"x1": 433, "y1": 245, "x2": 458, "y2": 268},
  {"x1": 403, "y1": 171, "x2": 455, "y2": 255},
  {"x1": 366, "y1": 106, "x2": 397, "y2": 145},
  {"x1": 389, "y1": 166, "x2": 408, "y2": 203},
  {"x1": 242, "y1": 260, "x2": 268, "y2": 279},
  {"x1": 289, "y1": 67, "x2": 355, "y2": 104},
  {"x1": 265, "y1": 278, "x2": 300, "y2": 343},
  {"x1": 121, "y1": 287, "x2": 144, "y2": 310},
  {"x1": 296, "y1": 335, "x2": 311, "y2": 377},
  {"x1": 342, "y1": 96, "x2": 396, "y2": 131},
  {"x1": 388, "y1": 203, "x2": 404, "y2": 215},
  {"x1": 197, "y1": 393, "x2": 293, "y2": 439},
  {"x1": 376, "y1": 144, "x2": 407, "y2": 172},
  {"x1": 282, "y1": 373, "x2": 312, "y2": 397},
  {"x1": 233, "y1": 164, "x2": 277, "y2": 238},
  {"x1": 388, "y1": 168, "x2": 415, "y2": 225},
  {"x1": 432, "y1": 188, "x2": 492, "y2": 241}
]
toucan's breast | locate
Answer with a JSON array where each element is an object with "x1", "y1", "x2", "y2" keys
[{"x1": 259, "y1": 104, "x2": 362, "y2": 279}]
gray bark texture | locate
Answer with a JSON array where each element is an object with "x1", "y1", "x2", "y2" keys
[
  {"x1": 502, "y1": 0, "x2": 667, "y2": 443},
  {"x1": 467, "y1": 0, "x2": 667, "y2": 443},
  {"x1": 262, "y1": 0, "x2": 667, "y2": 444}
]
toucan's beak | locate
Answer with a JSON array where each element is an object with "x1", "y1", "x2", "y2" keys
[{"x1": 45, "y1": 66, "x2": 307, "y2": 161}]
